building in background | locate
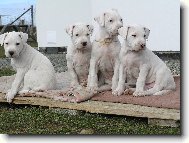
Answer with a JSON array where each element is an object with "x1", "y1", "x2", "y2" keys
[
  {"x1": 36, "y1": 0, "x2": 92, "y2": 50},
  {"x1": 37, "y1": 0, "x2": 180, "y2": 51}
]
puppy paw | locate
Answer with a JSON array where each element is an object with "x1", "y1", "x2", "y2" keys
[
  {"x1": 112, "y1": 90, "x2": 118, "y2": 96},
  {"x1": 112, "y1": 88, "x2": 124, "y2": 96},
  {"x1": 133, "y1": 91, "x2": 139, "y2": 96},
  {"x1": 133, "y1": 91, "x2": 145, "y2": 97},
  {"x1": 6, "y1": 92, "x2": 15, "y2": 103}
]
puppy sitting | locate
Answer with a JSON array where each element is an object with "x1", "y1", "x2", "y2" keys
[
  {"x1": 0, "y1": 31, "x2": 56, "y2": 102},
  {"x1": 65, "y1": 23, "x2": 93, "y2": 89},
  {"x1": 87, "y1": 9, "x2": 123, "y2": 92},
  {"x1": 113, "y1": 26, "x2": 175, "y2": 96}
]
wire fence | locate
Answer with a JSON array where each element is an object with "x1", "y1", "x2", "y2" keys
[
  {"x1": 0, "y1": 5, "x2": 35, "y2": 26},
  {"x1": 0, "y1": 5, "x2": 36, "y2": 41}
]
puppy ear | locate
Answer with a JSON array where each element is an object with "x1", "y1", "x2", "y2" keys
[
  {"x1": 65, "y1": 25, "x2": 75, "y2": 36},
  {"x1": 19, "y1": 32, "x2": 28, "y2": 43},
  {"x1": 87, "y1": 24, "x2": 94, "y2": 35},
  {"x1": 94, "y1": 13, "x2": 105, "y2": 27},
  {"x1": 144, "y1": 27, "x2": 150, "y2": 39},
  {"x1": 118, "y1": 27, "x2": 130, "y2": 39},
  {"x1": 0, "y1": 32, "x2": 8, "y2": 46}
]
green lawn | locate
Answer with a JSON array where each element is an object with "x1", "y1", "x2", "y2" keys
[
  {"x1": 0, "y1": 68, "x2": 15, "y2": 77},
  {"x1": 0, "y1": 103, "x2": 180, "y2": 135},
  {"x1": 0, "y1": 47, "x2": 5, "y2": 58}
]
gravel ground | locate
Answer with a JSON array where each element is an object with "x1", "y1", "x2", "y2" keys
[
  {"x1": 45, "y1": 53, "x2": 68, "y2": 73},
  {"x1": 0, "y1": 58, "x2": 11, "y2": 69},
  {"x1": 0, "y1": 53, "x2": 180, "y2": 75}
]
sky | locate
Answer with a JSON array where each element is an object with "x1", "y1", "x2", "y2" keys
[
  {"x1": 0, "y1": 0, "x2": 36, "y2": 25},
  {"x1": 0, "y1": 0, "x2": 36, "y2": 6}
]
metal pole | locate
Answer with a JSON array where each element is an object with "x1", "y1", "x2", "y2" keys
[
  {"x1": 0, "y1": 16, "x2": 2, "y2": 25},
  {"x1": 31, "y1": 5, "x2": 34, "y2": 26},
  {"x1": 9, "y1": 7, "x2": 31, "y2": 25}
]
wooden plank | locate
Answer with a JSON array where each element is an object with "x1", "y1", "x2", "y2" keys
[{"x1": 0, "y1": 92, "x2": 180, "y2": 121}]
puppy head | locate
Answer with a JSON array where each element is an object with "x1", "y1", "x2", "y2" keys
[
  {"x1": 65, "y1": 23, "x2": 93, "y2": 50},
  {"x1": 94, "y1": 9, "x2": 123, "y2": 36},
  {"x1": 118, "y1": 26, "x2": 150, "y2": 51},
  {"x1": 0, "y1": 31, "x2": 28, "y2": 58}
]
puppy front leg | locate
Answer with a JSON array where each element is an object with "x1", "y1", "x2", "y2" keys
[
  {"x1": 87, "y1": 58, "x2": 98, "y2": 91},
  {"x1": 112, "y1": 63, "x2": 126, "y2": 96},
  {"x1": 133, "y1": 64, "x2": 149, "y2": 96},
  {"x1": 6, "y1": 68, "x2": 26, "y2": 102},
  {"x1": 111, "y1": 58, "x2": 120, "y2": 91},
  {"x1": 67, "y1": 60, "x2": 81, "y2": 89}
]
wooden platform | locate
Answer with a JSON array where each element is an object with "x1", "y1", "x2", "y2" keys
[{"x1": 0, "y1": 92, "x2": 180, "y2": 127}]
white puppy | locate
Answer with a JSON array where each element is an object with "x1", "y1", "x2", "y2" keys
[
  {"x1": 113, "y1": 26, "x2": 175, "y2": 96},
  {"x1": 87, "y1": 9, "x2": 123, "y2": 92},
  {"x1": 65, "y1": 23, "x2": 93, "y2": 89},
  {"x1": 0, "y1": 31, "x2": 56, "y2": 102}
]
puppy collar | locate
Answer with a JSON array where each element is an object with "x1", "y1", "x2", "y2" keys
[{"x1": 95, "y1": 38, "x2": 118, "y2": 46}]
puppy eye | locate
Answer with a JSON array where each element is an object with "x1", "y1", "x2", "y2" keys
[
  {"x1": 86, "y1": 33, "x2": 90, "y2": 36},
  {"x1": 109, "y1": 20, "x2": 113, "y2": 22},
  {"x1": 120, "y1": 19, "x2": 123, "y2": 22},
  {"x1": 16, "y1": 43, "x2": 20, "y2": 45},
  {"x1": 132, "y1": 35, "x2": 136, "y2": 37},
  {"x1": 76, "y1": 34, "x2": 79, "y2": 36},
  {"x1": 5, "y1": 43, "x2": 8, "y2": 45},
  {"x1": 144, "y1": 35, "x2": 146, "y2": 38}
]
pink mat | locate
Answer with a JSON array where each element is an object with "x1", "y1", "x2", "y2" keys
[
  {"x1": 91, "y1": 76, "x2": 180, "y2": 109},
  {"x1": 0, "y1": 73, "x2": 180, "y2": 110}
]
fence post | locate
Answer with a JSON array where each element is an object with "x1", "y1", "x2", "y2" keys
[{"x1": 31, "y1": 5, "x2": 34, "y2": 27}]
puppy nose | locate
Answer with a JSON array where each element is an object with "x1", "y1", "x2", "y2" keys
[
  {"x1": 141, "y1": 44, "x2": 146, "y2": 49},
  {"x1": 9, "y1": 51, "x2": 14, "y2": 56},
  {"x1": 82, "y1": 42, "x2": 87, "y2": 46}
]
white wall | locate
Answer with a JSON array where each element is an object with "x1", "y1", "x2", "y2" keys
[
  {"x1": 36, "y1": 0, "x2": 180, "y2": 51},
  {"x1": 91, "y1": 0, "x2": 180, "y2": 51},
  {"x1": 36, "y1": 0, "x2": 92, "y2": 47}
]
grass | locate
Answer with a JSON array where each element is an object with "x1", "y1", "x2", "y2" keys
[
  {"x1": 0, "y1": 47, "x2": 5, "y2": 58},
  {"x1": 0, "y1": 68, "x2": 16, "y2": 77},
  {"x1": 0, "y1": 103, "x2": 180, "y2": 135}
]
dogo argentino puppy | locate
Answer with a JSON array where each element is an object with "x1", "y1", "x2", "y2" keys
[
  {"x1": 87, "y1": 9, "x2": 123, "y2": 93},
  {"x1": 65, "y1": 23, "x2": 94, "y2": 89},
  {"x1": 0, "y1": 31, "x2": 56, "y2": 102},
  {"x1": 113, "y1": 26, "x2": 175, "y2": 96}
]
